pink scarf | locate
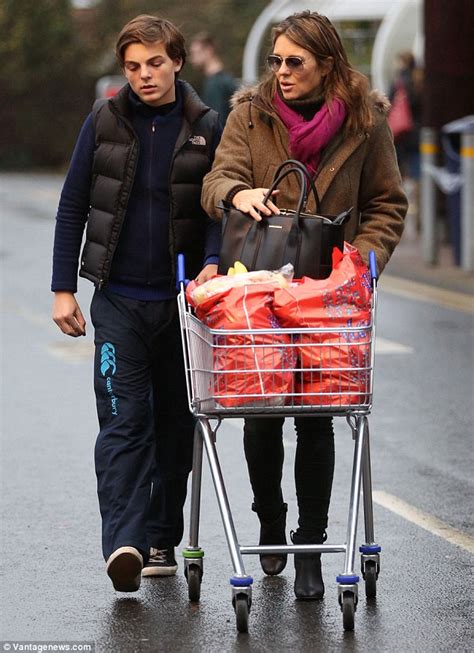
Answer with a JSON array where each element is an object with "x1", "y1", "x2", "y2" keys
[{"x1": 273, "y1": 91, "x2": 346, "y2": 176}]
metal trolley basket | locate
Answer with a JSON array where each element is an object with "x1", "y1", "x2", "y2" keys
[{"x1": 177, "y1": 253, "x2": 381, "y2": 632}]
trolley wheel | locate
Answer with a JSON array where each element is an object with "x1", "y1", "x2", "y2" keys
[
  {"x1": 342, "y1": 591, "x2": 355, "y2": 631},
  {"x1": 364, "y1": 561, "x2": 377, "y2": 599},
  {"x1": 234, "y1": 594, "x2": 250, "y2": 633},
  {"x1": 186, "y1": 564, "x2": 202, "y2": 602}
]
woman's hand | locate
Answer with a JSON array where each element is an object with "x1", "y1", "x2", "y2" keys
[
  {"x1": 52, "y1": 291, "x2": 86, "y2": 337},
  {"x1": 195, "y1": 264, "x2": 218, "y2": 285},
  {"x1": 232, "y1": 188, "x2": 280, "y2": 222}
]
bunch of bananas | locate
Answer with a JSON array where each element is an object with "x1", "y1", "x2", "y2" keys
[{"x1": 227, "y1": 261, "x2": 248, "y2": 276}]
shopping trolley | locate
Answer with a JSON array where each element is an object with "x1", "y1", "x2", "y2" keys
[{"x1": 177, "y1": 252, "x2": 380, "y2": 632}]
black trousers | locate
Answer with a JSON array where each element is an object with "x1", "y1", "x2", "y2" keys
[
  {"x1": 91, "y1": 289, "x2": 195, "y2": 561},
  {"x1": 243, "y1": 416, "x2": 335, "y2": 536}
]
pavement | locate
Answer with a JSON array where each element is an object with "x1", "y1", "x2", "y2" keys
[
  {"x1": 384, "y1": 214, "x2": 474, "y2": 297},
  {"x1": 1, "y1": 172, "x2": 473, "y2": 650}
]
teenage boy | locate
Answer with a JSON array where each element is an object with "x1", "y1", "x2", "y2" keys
[{"x1": 51, "y1": 14, "x2": 221, "y2": 592}]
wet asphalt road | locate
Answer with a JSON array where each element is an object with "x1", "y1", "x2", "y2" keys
[{"x1": 1, "y1": 173, "x2": 473, "y2": 652}]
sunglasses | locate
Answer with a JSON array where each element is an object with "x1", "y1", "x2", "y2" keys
[{"x1": 266, "y1": 54, "x2": 306, "y2": 72}]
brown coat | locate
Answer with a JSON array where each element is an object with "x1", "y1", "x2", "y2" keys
[{"x1": 202, "y1": 86, "x2": 408, "y2": 273}]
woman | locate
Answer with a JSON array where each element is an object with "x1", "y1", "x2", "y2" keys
[
  {"x1": 389, "y1": 51, "x2": 423, "y2": 234},
  {"x1": 389, "y1": 51, "x2": 422, "y2": 179},
  {"x1": 202, "y1": 11, "x2": 407, "y2": 600}
]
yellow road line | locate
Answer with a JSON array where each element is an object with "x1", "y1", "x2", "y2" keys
[
  {"x1": 373, "y1": 490, "x2": 474, "y2": 554},
  {"x1": 380, "y1": 275, "x2": 474, "y2": 314}
]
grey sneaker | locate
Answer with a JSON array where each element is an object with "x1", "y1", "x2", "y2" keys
[{"x1": 142, "y1": 547, "x2": 178, "y2": 577}]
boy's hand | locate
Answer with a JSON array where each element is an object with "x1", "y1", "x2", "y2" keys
[
  {"x1": 52, "y1": 291, "x2": 86, "y2": 337},
  {"x1": 195, "y1": 264, "x2": 218, "y2": 285}
]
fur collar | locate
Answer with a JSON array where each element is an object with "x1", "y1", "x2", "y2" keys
[
  {"x1": 230, "y1": 84, "x2": 259, "y2": 108},
  {"x1": 370, "y1": 89, "x2": 391, "y2": 115}
]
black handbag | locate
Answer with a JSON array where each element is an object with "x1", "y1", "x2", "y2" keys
[{"x1": 217, "y1": 159, "x2": 351, "y2": 279}]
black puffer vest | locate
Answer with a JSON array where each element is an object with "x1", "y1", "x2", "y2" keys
[{"x1": 79, "y1": 80, "x2": 219, "y2": 286}]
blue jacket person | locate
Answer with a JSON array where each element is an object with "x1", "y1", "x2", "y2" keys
[{"x1": 51, "y1": 14, "x2": 222, "y2": 592}]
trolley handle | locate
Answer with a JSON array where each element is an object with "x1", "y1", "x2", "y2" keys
[
  {"x1": 369, "y1": 250, "x2": 378, "y2": 285},
  {"x1": 177, "y1": 253, "x2": 189, "y2": 289}
]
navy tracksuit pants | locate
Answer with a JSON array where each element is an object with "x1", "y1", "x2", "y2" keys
[{"x1": 91, "y1": 288, "x2": 195, "y2": 562}]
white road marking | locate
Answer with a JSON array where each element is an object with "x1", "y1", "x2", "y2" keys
[
  {"x1": 44, "y1": 335, "x2": 411, "y2": 364},
  {"x1": 33, "y1": 187, "x2": 61, "y2": 199},
  {"x1": 3, "y1": 305, "x2": 95, "y2": 360},
  {"x1": 47, "y1": 341, "x2": 94, "y2": 362},
  {"x1": 373, "y1": 490, "x2": 474, "y2": 554},
  {"x1": 45, "y1": 336, "x2": 411, "y2": 362},
  {"x1": 4, "y1": 304, "x2": 414, "y2": 359},
  {"x1": 381, "y1": 275, "x2": 474, "y2": 314},
  {"x1": 376, "y1": 337, "x2": 414, "y2": 354},
  {"x1": 2, "y1": 302, "x2": 51, "y2": 328}
]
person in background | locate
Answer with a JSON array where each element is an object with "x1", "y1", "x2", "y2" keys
[
  {"x1": 51, "y1": 14, "x2": 221, "y2": 592},
  {"x1": 202, "y1": 11, "x2": 407, "y2": 601},
  {"x1": 189, "y1": 32, "x2": 238, "y2": 125},
  {"x1": 389, "y1": 50, "x2": 423, "y2": 232}
]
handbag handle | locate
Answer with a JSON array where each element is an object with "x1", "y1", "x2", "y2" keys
[
  {"x1": 261, "y1": 162, "x2": 319, "y2": 275},
  {"x1": 273, "y1": 159, "x2": 320, "y2": 211},
  {"x1": 262, "y1": 159, "x2": 320, "y2": 214}
]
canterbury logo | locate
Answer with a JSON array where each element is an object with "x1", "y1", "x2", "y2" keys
[
  {"x1": 188, "y1": 135, "x2": 206, "y2": 146},
  {"x1": 100, "y1": 342, "x2": 116, "y2": 376}
]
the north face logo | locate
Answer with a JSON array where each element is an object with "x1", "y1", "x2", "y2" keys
[
  {"x1": 188, "y1": 135, "x2": 206, "y2": 146},
  {"x1": 100, "y1": 342, "x2": 116, "y2": 376}
]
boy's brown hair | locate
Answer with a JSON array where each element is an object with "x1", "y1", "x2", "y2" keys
[{"x1": 115, "y1": 14, "x2": 186, "y2": 68}]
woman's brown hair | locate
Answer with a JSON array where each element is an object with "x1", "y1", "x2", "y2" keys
[
  {"x1": 115, "y1": 14, "x2": 186, "y2": 69},
  {"x1": 259, "y1": 11, "x2": 374, "y2": 133}
]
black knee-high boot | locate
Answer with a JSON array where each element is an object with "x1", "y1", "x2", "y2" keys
[{"x1": 253, "y1": 502, "x2": 288, "y2": 575}]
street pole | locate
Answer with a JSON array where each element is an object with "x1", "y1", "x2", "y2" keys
[
  {"x1": 420, "y1": 127, "x2": 438, "y2": 264},
  {"x1": 461, "y1": 132, "x2": 474, "y2": 271}
]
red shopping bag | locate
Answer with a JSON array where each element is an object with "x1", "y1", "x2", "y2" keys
[
  {"x1": 273, "y1": 244, "x2": 372, "y2": 406},
  {"x1": 213, "y1": 331, "x2": 295, "y2": 408},
  {"x1": 188, "y1": 279, "x2": 277, "y2": 330},
  {"x1": 187, "y1": 280, "x2": 295, "y2": 407},
  {"x1": 273, "y1": 245, "x2": 371, "y2": 328},
  {"x1": 294, "y1": 332, "x2": 371, "y2": 406}
]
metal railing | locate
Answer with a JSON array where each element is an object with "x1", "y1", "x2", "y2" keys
[{"x1": 420, "y1": 122, "x2": 474, "y2": 271}]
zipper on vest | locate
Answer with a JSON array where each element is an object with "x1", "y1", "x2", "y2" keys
[
  {"x1": 94, "y1": 101, "x2": 140, "y2": 287},
  {"x1": 148, "y1": 120, "x2": 155, "y2": 283}
]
